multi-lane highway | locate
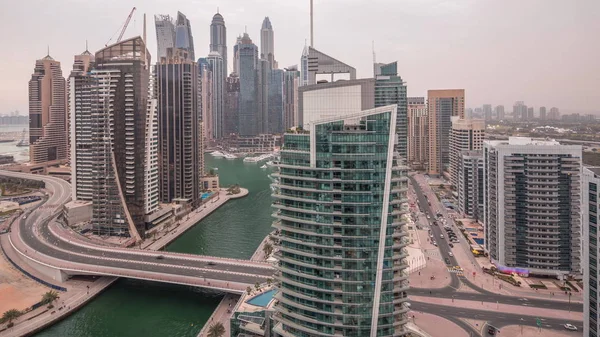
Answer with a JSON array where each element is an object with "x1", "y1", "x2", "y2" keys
[{"x1": 1, "y1": 171, "x2": 274, "y2": 293}]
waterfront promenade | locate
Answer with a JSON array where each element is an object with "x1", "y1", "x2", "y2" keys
[{"x1": 0, "y1": 185, "x2": 249, "y2": 336}]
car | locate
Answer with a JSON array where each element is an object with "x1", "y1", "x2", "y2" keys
[
  {"x1": 488, "y1": 327, "x2": 496, "y2": 335},
  {"x1": 22, "y1": 215, "x2": 27, "y2": 220},
  {"x1": 452, "y1": 239, "x2": 460, "y2": 243},
  {"x1": 563, "y1": 323, "x2": 578, "y2": 331},
  {"x1": 156, "y1": 255, "x2": 165, "y2": 260},
  {"x1": 426, "y1": 215, "x2": 430, "y2": 219},
  {"x1": 444, "y1": 258, "x2": 451, "y2": 265},
  {"x1": 440, "y1": 234, "x2": 444, "y2": 239},
  {"x1": 433, "y1": 241, "x2": 438, "y2": 246},
  {"x1": 448, "y1": 252, "x2": 454, "y2": 257},
  {"x1": 207, "y1": 262, "x2": 217, "y2": 266},
  {"x1": 448, "y1": 243, "x2": 454, "y2": 248}
]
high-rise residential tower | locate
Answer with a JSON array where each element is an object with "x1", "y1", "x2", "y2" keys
[
  {"x1": 283, "y1": 65, "x2": 300, "y2": 129},
  {"x1": 90, "y1": 37, "x2": 158, "y2": 240},
  {"x1": 198, "y1": 59, "x2": 213, "y2": 141},
  {"x1": 539, "y1": 106, "x2": 547, "y2": 120},
  {"x1": 156, "y1": 49, "x2": 201, "y2": 207},
  {"x1": 260, "y1": 17, "x2": 277, "y2": 69},
  {"x1": 272, "y1": 105, "x2": 409, "y2": 337},
  {"x1": 458, "y1": 150, "x2": 484, "y2": 220},
  {"x1": 206, "y1": 52, "x2": 225, "y2": 139},
  {"x1": 513, "y1": 101, "x2": 527, "y2": 120},
  {"x1": 407, "y1": 97, "x2": 428, "y2": 170},
  {"x1": 238, "y1": 33, "x2": 259, "y2": 136},
  {"x1": 69, "y1": 47, "x2": 96, "y2": 201},
  {"x1": 154, "y1": 15, "x2": 176, "y2": 61},
  {"x1": 210, "y1": 12, "x2": 227, "y2": 77},
  {"x1": 449, "y1": 118, "x2": 485, "y2": 187},
  {"x1": 527, "y1": 106, "x2": 534, "y2": 120},
  {"x1": 483, "y1": 104, "x2": 492, "y2": 120},
  {"x1": 268, "y1": 68, "x2": 284, "y2": 133},
  {"x1": 549, "y1": 107, "x2": 560, "y2": 120},
  {"x1": 224, "y1": 75, "x2": 240, "y2": 136},
  {"x1": 483, "y1": 137, "x2": 581, "y2": 276},
  {"x1": 427, "y1": 89, "x2": 465, "y2": 176},
  {"x1": 494, "y1": 105, "x2": 505, "y2": 120},
  {"x1": 374, "y1": 61, "x2": 407, "y2": 160},
  {"x1": 583, "y1": 167, "x2": 600, "y2": 337},
  {"x1": 28, "y1": 53, "x2": 68, "y2": 165}
]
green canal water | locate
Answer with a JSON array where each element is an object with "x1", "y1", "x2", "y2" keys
[{"x1": 35, "y1": 157, "x2": 275, "y2": 337}]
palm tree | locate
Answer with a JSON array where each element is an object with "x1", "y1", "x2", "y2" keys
[
  {"x1": 262, "y1": 242, "x2": 273, "y2": 257},
  {"x1": 41, "y1": 290, "x2": 59, "y2": 307},
  {"x1": 246, "y1": 286, "x2": 252, "y2": 295},
  {"x1": 207, "y1": 322, "x2": 225, "y2": 337},
  {"x1": 1, "y1": 309, "x2": 21, "y2": 327},
  {"x1": 254, "y1": 282, "x2": 261, "y2": 292}
]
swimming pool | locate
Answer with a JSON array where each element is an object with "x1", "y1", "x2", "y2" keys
[
  {"x1": 246, "y1": 289, "x2": 277, "y2": 307},
  {"x1": 201, "y1": 192, "x2": 212, "y2": 200}
]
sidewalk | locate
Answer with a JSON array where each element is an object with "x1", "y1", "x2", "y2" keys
[{"x1": 409, "y1": 311, "x2": 469, "y2": 337}]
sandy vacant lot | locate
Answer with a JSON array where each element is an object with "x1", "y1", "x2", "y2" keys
[{"x1": 0, "y1": 253, "x2": 48, "y2": 313}]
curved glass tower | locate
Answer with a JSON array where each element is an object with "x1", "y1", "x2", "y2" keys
[{"x1": 271, "y1": 105, "x2": 410, "y2": 337}]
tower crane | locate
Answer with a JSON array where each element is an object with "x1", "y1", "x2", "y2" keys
[{"x1": 105, "y1": 7, "x2": 137, "y2": 47}]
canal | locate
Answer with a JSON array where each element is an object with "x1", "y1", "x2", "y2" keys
[{"x1": 35, "y1": 156, "x2": 275, "y2": 337}]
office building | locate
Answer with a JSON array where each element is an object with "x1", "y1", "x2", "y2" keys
[
  {"x1": 154, "y1": 15, "x2": 176, "y2": 61},
  {"x1": 483, "y1": 137, "x2": 581, "y2": 276},
  {"x1": 539, "y1": 106, "x2": 547, "y2": 120},
  {"x1": 156, "y1": 49, "x2": 201, "y2": 207},
  {"x1": 300, "y1": 46, "x2": 356, "y2": 86},
  {"x1": 457, "y1": 150, "x2": 484, "y2": 220},
  {"x1": 583, "y1": 167, "x2": 600, "y2": 337},
  {"x1": 495, "y1": 105, "x2": 505, "y2": 120},
  {"x1": 427, "y1": 89, "x2": 465, "y2": 176},
  {"x1": 407, "y1": 97, "x2": 428, "y2": 170},
  {"x1": 238, "y1": 33, "x2": 259, "y2": 136},
  {"x1": 298, "y1": 78, "x2": 374, "y2": 127},
  {"x1": 209, "y1": 12, "x2": 227, "y2": 77},
  {"x1": 90, "y1": 37, "x2": 159, "y2": 240},
  {"x1": 513, "y1": 101, "x2": 527, "y2": 120},
  {"x1": 260, "y1": 17, "x2": 277, "y2": 69},
  {"x1": 483, "y1": 104, "x2": 492, "y2": 120},
  {"x1": 224, "y1": 75, "x2": 240, "y2": 136},
  {"x1": 549, "y1": 107, "x2": 560, "y2": 120},
  {"x1": 69, "y1": 48, "x2": 95, "y2": 201},
  {"x1": 174, "y1": 12, "x2": 194, "y2": 60},
  {"x1": 207, "y1": 52, "x2": 225, "y2": 139},
  {"x1": 28, "y1": 53, "x2": 68, "y2": 165},
  {"x1": 271, "y1": 105, "x2": 410, "y2": 337},
  {"x1": 374, "y1": 61, "x2": 407, "y2": 160},
  {"x1": 283, "y1": 66, "x2": 300, "y2": 129},
  {"x1": 449, "y1": 118, "x2": 485, "y2": 187}
]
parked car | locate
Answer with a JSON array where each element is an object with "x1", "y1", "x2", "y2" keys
[
  {"x1": 448, "y1": 252, "x2": 454, "y2": 257},
  {"x1": 444, "y1": 257, "x2": 451, "y2": 265},
  {"x1": 156, "y1": 255, "x2": 165, "y2": 260},
  {"x1": 207, "y1": 262, "x2": 217, "y2": 266},
  {"x1": 448, "y1": 243, "x2": 454, "y2": 248},
  {"x1": 563, "y1": 324, "x2": 578, "y2": 331},
  {"x1": 440, "y1": 234, "x2": 444, "y2": 239},
  {"x1": 433, "y1": 241, "x2": 438, "y2": 246}
]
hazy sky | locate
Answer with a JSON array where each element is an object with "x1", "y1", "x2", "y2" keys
[{"x1": 1, "y1": 0, "x2": 598, "y2": 114}]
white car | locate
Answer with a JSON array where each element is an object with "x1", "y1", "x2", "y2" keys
[
  {"x1": 448, "y1": 252, "x2": 454, "y2": 257},
  {"x1": 563, "y1": 324, "x2": 577, "y2": 331}
]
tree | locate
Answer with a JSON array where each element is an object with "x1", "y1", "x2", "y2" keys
[
  {"x1": 262, "y1": 242, "x2": 273, "y2": 257},
  {"x1": 439, "y1": 184, "x2": 444, "y2": 189},
  {"x1": 255, "y1": 282, "x2": 261, "y2": 292},
  {"x1": 1, "y1": 309, "x2": 22, "y2": 327},
  {"x1": 41, "y1": 290, "x2": 59, "y2": 307},
  {"x1": 266, "y1": 278, "x2": 272, "y2": 287},
  {"x1": 246, "y1": 286, "x2": 252, "y2": 295},
  {"x1": 207, "y1": 322, "x2": 226, "y2": 337}
]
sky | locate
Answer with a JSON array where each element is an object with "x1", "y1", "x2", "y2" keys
[{"x1": 1, "y1": 0, "x2": 598, "y2": 115}]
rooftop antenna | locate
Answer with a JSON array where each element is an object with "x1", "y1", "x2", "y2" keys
[
  {"x1": 217, "y1": 7, "x2": 219, "y2": 13},
  {"x1": 47, "y1": 45, "x2": 50, "y2": 57},
  {"x1": 372, "y1": 40, "x2": 376, "y2": 64},
  {"x1": 245, "y1": 25, "x2": 247, "y2": 33},
  {"x1": 310, "y1": 0, "x2": 314, "y2": 47},
  {"x1": 85, "y1": 40, "x2": 89, "y2": 52},
  {"x1": 143, "y1": 13, "x2": 147, "y2": 44}
]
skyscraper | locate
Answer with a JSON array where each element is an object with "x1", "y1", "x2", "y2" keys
[
  {"x1": 198, "y1": 59, "x2": 214, "y2": 141},
  {"x1": 549, "y1": 107, "x2": 560, "y2": 120},
  {"x1": 407, "y1": 97, "x2": 428, "y2": 170},
  {"x1": 238, "y1": 33, "x2": 258, "y2": 136},
  {"x1": 300, "y1": 46, "x2": 356, "y2": 86},
  {"x1": 494, "y1": 105, "x2": 505, "y2": 120},
  {"x1": 154, "y1": 15, "x2": 176, "y2": 61},
  {"x1": 224, "y1": 75, "x2": 240, "y2": 136},
  {"x1": 449, "y1": 118, "x2": 485, "y2": 187},
  {"x1": 513, "y1": 101, "x2": 527, "y2": 120},
  {"x1": 283, "y1": 66, "x2": 300, "y2": 129},
  {"x1": 539, "y1": 106, "x2": 547, "y2": 120},
  {"x1": 427, "y1": 89, "x2": 465, "y2": 176},
  {"x1": 458, "y1": 150, "x2": 484, "y2": 220},
  {"x1": 175, "y1": 12, "x2": 195, "y2": 60},
  {"x1": 374, "y1": 61, "x2": 407, "y2": 159},
  {"x1": 483, "y1": 137, "x2": 581, "y2": 276},
  {"x1": 232, "y1": 35, "x2": 242, "y2": 75},
  {"x1": 28, "y1": 53, "x2": 68, "y2": 165},
  {"x1": 260, "y1": 17, "x2": 277, "y2": 69},
  {"x1": 91, "y1": 36, "x2": 158, "y2": 240},
  {"x1": 69, "y1": 47, "x2": 96, "y2": 201},
  {"x1": 272, "y1": 105, "x2": 409, "y2": 337},
  {"x1": 483, "y1": 104, "x2": 492, "y2": 120},
  {"x1": 268, "y1": 68, "x2": 284, "y2": 133},
  {"x1": 156, "y1": 49, "x2": 201, "y2": 207},
  {"x1": 207, "y1": 52, "x2": 225, "y2": 139},
  {"x1": 256, "y1": 59, "x2": 270, "y2": 134},
  {"x1": 527, "y1": 106, "x2": 534, "y2": 120},
  {"x1": 210, "y1": 12, "x2": 228, "y2": 77},
  {"x1": 583, "y1": 167, "x2": 600, "y2": 337}
]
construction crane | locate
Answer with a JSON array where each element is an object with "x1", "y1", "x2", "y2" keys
[{"x1": 105, "y1": 7, "x2": 137, "y2": 46}]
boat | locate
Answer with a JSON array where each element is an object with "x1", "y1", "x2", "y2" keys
[
  {"x1": 0, "y1": 139, "x2": 14, "y2": 143},
  {"x1": 224, "y1": 153, "x2": 237, "y2": 160},
  {"x1": 260, "y1": 164, "x2": 267, "y2": 169},
  {"x1": 265, "y1": 161, "x2": 274, "y2": 166},
  {"x1": 210, "y1": 151, "x2": 224, "y2": 157},
  {"x1": 16, "y1": 129, "x2": 28, "y2": 147}
]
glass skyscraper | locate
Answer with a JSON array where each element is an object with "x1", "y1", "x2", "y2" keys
[
  {"x1": 374, "y1": 62, "x2": 407, "y2": 160},
  {"x1": 271, "y1": 105, "x2": 410, "y2": 337}
]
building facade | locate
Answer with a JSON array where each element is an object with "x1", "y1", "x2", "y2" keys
[
  {"x1": 283, "y1": 66, "x2": 300, "y2": 129},
  {"x1": 268, "y1": 68, "x2": 284, "y2": 134},
  {"x1": 209, "y1": 12, "x2": 227, "y2": 77},
  {"x1": 539, "y1": 106, "x2": 547, "y2": 120},
  {"x1": 156, "y1": 54, "x2": 201, "y2": 207},
  {"x1": 224, "y1": 75, "x2": 240, "y2": 136},
  {"x1": 427, "y1": 89, "x2": 465, "y2": 176},
  {"x1": 271, "y1": 105, "x2": 409, "y2": 337},
  {"x1": 483, "y1": 137, "x2": 581, "y2": 276},
  {"x1": 207, "y1": 52, "x2": 225, "y2": 139},
  {"x1": 260, "y1": 17, "x2": 277, "y2": 69},
  {"x1": 483, "y1": 104, "x2": 492, "y2": 120},
  {"x1": 374, "y1": 61, "x2": 408, "y2": 161},
  {"x1": 513, "y1": 101, "x2": 527, "y2": 120},
  {"x1": 174, "y1": 12, "x2": 194, "y2": 60},
  {"x1": 198, "y1": 59, "x2": 213, "y2": 142},
  {"x1": 154, "y1": 15, "x2": 176, "y2": 61},
  {"x1": 28, "y1": 54, "x2": 68, "y2": 165},
  {"x1": 69, "y1": 49, "x2": 96, "y2": 201},
  {"x1": 407, "y1": 97, "x2": 428, "y2": 170},
  {"x1": 300, "y1": 46, "x2": 356, "y2": 86},
  {"x1": 495, "y1": 105, "x2": 505, "y2": 120},
  {"x1": 457, "y1": 150, "x2": 484, "y2": 220},
  {"x1": 583, "y1": 167, "x2": 600, "y2": 337},
  {"x1": 449, "y1": 118, "x2": 485, "y2": 187},
  {"x1": 238, "y1": 33, "x2": 259, "y2": 136}
]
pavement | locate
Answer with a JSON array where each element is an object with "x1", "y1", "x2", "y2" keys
[{"x1": 408, "y1": 311, "x2": 470, "y2": 337}]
